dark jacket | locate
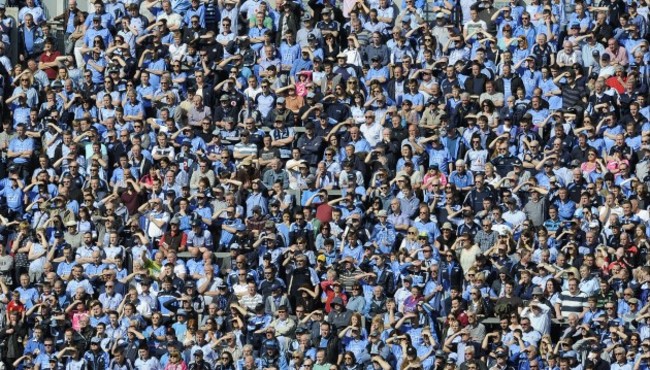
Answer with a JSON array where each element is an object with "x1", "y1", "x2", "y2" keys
[
  {"x1": 313, "y1": 333, "x2": 342, "y2": 364},
  {"x1": 387, "y1": 78, "x2": 406, "y2": 103},
  {"x1": 275, "y1": 3, "x2": 300, "y2": 45},
  {"x1": 0, "y1": 321, "x2": 27, "y2": 359},
  {"x1": 296, "y1": 134, "x2": 324, "y2": 166},
  {"x1": 494, "y1": 75, "x2": 525, "y2": 96},
  {"x1": 54, "y1": 8, "x2": 80, "y2": 33},
  {"x1": 464, "y1": 75, "x2": 488, "y2": 95}
]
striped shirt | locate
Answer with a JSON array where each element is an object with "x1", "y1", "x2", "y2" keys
[
  {"x1": 557, "y1": 290, "x2": 588, "y2": 319},
  {"x1": 239, "y1": 293, "x2": 263, "y2": 311}
]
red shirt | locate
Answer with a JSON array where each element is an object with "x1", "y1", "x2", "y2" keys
[
  {"x1": 39, "y1": 51, "x2": 61, "y2": 80},
  {"x1": 315, "y1": 203, "x2": 333, "y2": 223},
  {"x1": 120, "y1": 190, "x2": 142, "y2": 215},
  {"x1": 605, "y1": 76, "x2": 626, "y2": 94},
  {"x1": 6, "y1": 300, "x2": 25, "y2": 315}
]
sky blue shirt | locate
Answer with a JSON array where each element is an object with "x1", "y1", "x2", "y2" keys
[
  {"x1": 342, "y1": 243, "x2": 364, "y2": 262},
  {"x1": 348, "y1": 138, "x2": 371, "y2": 153},
  {"x1": 123, "y1": 101, "x2": 144, "y2": 124},
  {"x1": 9, "y1": 136, "x2": 34, "y2": 164},
  {"x1": 84, "y1": 26, "x2": 113, "y2": 48},
  {"x1": 12, "y1": 106, "x2": 30, "y2": 127},
  {"x1": 553, "y1": 198, "x2": 577, "y2": 221},
  {"x1": 279, "y1": 42, "x2": 301, "y2": 67},
  {"x1": 184, "y1": 5, "x2": 206, "y2": 28},
  {"x1": 145, "y1": 59, "x2": 167, "y2": 90},
  {"x1": 22, "y1": 25, "x2": 43, "y2": 55},
  {"x1": 16, "y1": 286, "x2": 38, "y2": 309},
  {"x1": 83, "y1": 12, "x2": 115, "y2": 29},
  {"x1": 427, "y1": 146, "x2": 452, "y2": 175},
  {"x1": 448, "y1": 170, "x2": 474, "y2": 189}
]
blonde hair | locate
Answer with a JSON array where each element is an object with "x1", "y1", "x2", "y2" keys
[
  {"x1": 20, "y1": 71, "x2": 34, "y2": 86},
  {"x1": 518, "y1": 37, "x2": 529, "y2": 50}
]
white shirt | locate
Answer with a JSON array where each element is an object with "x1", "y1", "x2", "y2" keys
[
  {"x1": 359, "y1": 121, "x2": 382, "y2": 147},
  {"x1": 147, "y1": 210, "x2": 170, "y2": 238},
  {"x1": 463, "y1": 20, "x2": 487, "y2": 35},
  {"x1": 156, "y1": 12, "x2": 182, "y2": 29},
  {"x1": 134, "y1": 357, "x2": 161, "y2": 370},
  {"x1": 503, "y1": 209, "x2": 527, "y2": 229},
  {"x1": 343, "y1": 48, "x2": 362, "y2": 67},
  {"x1": 521, "y1": 304, "x2": 551, "y2": 335},
  {"x1": 465, "y1": 149, "x2": 489, "y2": 173},
  {"x1": 66, "y1": 358, "x2": 88, "y2": 370},
  {"x1": 394, "y1": 287, "x2": 411, "y2": 312}
]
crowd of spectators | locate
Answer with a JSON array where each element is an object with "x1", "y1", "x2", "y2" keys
[{"x1": 4, "y1": 1, "x2": 650, "y2": 370}]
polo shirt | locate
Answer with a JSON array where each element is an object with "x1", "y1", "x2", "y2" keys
[{"x1": 557, "y1": 290, "x2": 588, "y2": 319}]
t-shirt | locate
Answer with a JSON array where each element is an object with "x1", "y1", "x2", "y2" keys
[{"x1": 557, "y1": 290, "x2": 588, "y2": 318}]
